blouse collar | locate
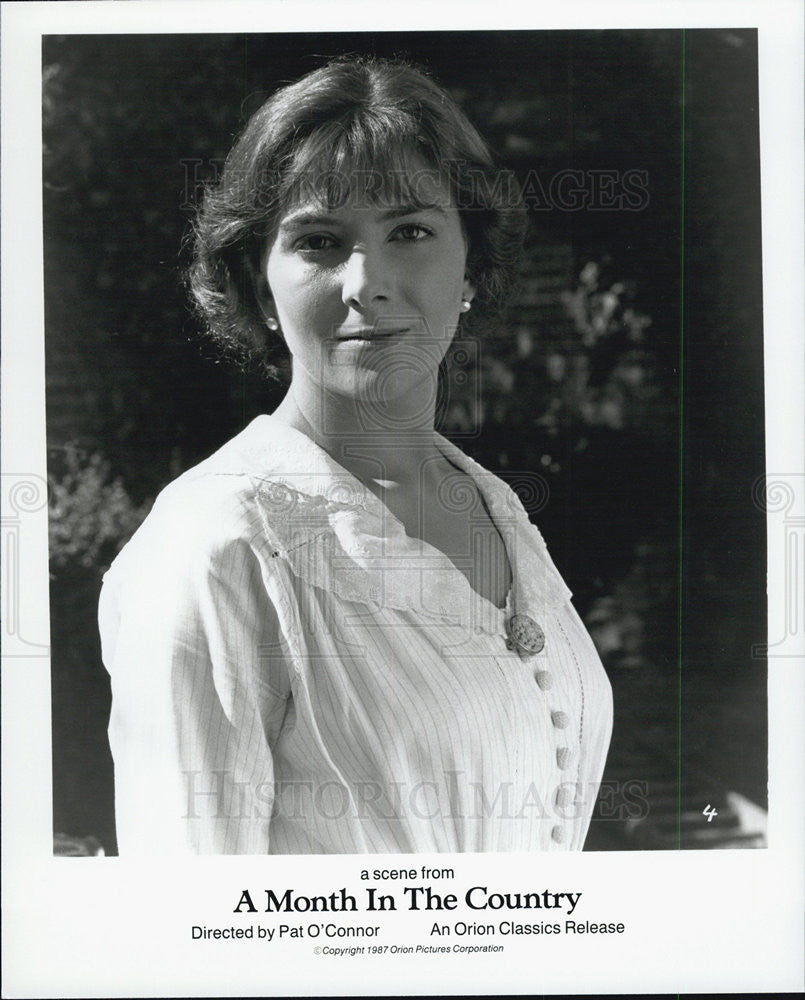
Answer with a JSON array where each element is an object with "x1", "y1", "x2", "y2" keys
[{"x1": 210, "y1": 414, "x2": 572, "y2": 634}]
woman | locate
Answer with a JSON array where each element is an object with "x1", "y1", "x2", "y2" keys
[{"x1": 99, "y1": 55, "x2": 612, "y2": 855}]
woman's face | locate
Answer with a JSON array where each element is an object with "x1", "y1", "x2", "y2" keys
[{"x1": 261, "y1": 169, "x2": 474, "y2": 409}]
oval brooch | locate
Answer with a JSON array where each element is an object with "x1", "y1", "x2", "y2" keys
[{"x1": 506, "y1": 613, "x2": 546, "y2": 656}]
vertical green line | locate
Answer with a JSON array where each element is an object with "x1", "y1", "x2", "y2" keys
[
  {"x1": 242, "y1": 33, "x2": 249, "y2": 427},
  {"x1": 677, "y1": 30, "x2": 686, "y2": 851}
]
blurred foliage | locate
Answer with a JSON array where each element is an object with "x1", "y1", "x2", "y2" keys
[
  {"x1": 442, "y1": 260, "x2": 661, "y2": 438},
  {"x1": 478, "y1": 259, "x2": 669, "y2": 442},
  {"x1": 440, "y1": 255, "x2": 679, "y2": 669},
  {"x1": 48, "y1": 445, "x2": 152, "y2": 574}
]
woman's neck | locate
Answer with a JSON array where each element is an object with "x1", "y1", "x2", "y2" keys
[{"x1": 271, "y1": 373, "x2": 442, "y2": 487}]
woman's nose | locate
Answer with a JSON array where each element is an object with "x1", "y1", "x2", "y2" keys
[{"x1": 340, "y1": 249, "x2": 391, "y2": 311}]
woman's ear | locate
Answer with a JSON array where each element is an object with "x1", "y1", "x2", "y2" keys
[
  {"x1": 249, "y1": 252, "x2": 280, "y2": 332},
  {"x1": 463, "y1": 275, "x2": 477, "y2": 306}
]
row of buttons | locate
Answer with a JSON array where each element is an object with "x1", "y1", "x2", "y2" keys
[
  {"x1": 503, "y1": 613, "x2": 574, "y2": 847},
  {"x1": 532, "y1": 639, "x2": 572, "y2": 846},
  {"x1": 534, "y1": 669, "x2": 573, "y2": 770}
]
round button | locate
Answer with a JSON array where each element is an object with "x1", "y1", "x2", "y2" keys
[
  {"x1": 554, "y1": 786, "x2": 573, "y2": 809},
  {"x1": 550, "y1": 825, "x2": 565, "y2": 844},
  {"x1": 535, "y1": 671, "x2": 553, "y2": 691},
  {"x1": 556, "y1": 747, "x2": 572, "y2": 770},
  {"x1": 551, "y1": 710, "x2": 570, "y2": 729},
  {"x1": 507, "y1": 614, "x2": 545, "y2": 655}
]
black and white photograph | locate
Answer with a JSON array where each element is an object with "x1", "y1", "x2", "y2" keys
[
  {"x1": 2, "y1": 1, "x2": 803, "y2": 997},
  {"x1": 44, "y1": 29, "x2": 765, "y2": 858}
]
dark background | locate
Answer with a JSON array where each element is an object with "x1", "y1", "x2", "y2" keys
[{"x1": 43, "y1": 29, "x2": 766, "y2": 855}]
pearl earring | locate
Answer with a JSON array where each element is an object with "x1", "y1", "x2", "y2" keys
[
  {"x1": 266, "y1": 316, "x2": 279, "y2": 332},
  {"x1": 460, "y1": 299, "x2": 472, "y2": 313}
]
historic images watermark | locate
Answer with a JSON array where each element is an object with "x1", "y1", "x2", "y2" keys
[
  {"x1": 180, "y1": 160, "x2": 650, "y2": 214},
  {"x1": 1, "y1": 474, "x2": 50, "y2": 658},
  {"x1": 182, "y1": 768, "x2": 649, "y2": 825},
  {"x1": 752, "y1": 473, "x2": 804, "y2": 658}
]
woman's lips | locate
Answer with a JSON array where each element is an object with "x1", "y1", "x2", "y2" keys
[{"x1": 336, "y1": 327, "x2": 409, "y2": 342}]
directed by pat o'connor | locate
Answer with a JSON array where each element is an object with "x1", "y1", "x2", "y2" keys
[{"x1": 190, "y1": 866, "x2": 627, "y2": 955}]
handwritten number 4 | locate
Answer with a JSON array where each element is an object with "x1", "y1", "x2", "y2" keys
[{"x1": 702, "y1": 804, "x2": 718, "y2": 823}]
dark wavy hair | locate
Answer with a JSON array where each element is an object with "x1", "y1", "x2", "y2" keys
[{"x1": 187, "y1": 55, "x2": 527, "y2": 374}]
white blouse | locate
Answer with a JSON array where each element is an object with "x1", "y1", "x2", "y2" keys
[{"x1": 99, "y1": 415, "x2": 612, "y2": 855}]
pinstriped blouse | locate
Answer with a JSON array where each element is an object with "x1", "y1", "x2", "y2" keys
[{"x1": 99, "y1": 415, "x2": 612, "y2": 855}]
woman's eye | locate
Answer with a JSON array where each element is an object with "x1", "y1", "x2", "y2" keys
[
  {"x1": 391, "y1": 223, "x2": 433, "y2": 242},
  {"x1": 295, "y1": 234, "x2": 337, "y2": 252}
]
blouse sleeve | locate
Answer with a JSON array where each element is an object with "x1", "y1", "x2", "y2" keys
[{"x1": 98, "y1": 505, "x2": 292, "y2": 855}]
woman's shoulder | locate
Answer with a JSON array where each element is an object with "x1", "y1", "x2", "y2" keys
[
  {"x1": 106, "y1": 417, "x2": 298, "y2": 584},
  {"x1": 105, "y1": 413, "x2": 372, "y2": 585},
  {"x1": 161, "y1": 414, "x2": 303, "y2": 495}
]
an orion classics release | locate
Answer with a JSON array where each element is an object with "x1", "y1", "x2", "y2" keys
[{"x1": 190, "y1": 867, "x2": 626, "y2": 954}]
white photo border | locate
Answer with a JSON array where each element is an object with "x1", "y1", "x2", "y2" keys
[{"x1": 2, "y1": 1, "x2": 803, "y2": 996}]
